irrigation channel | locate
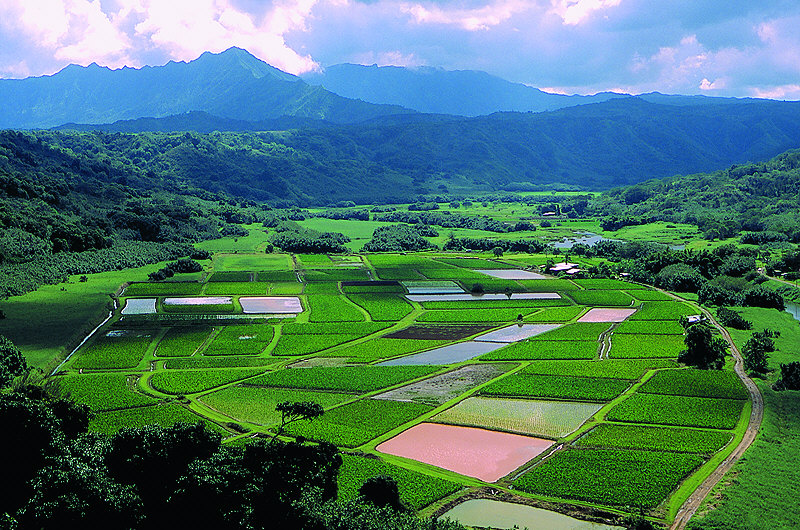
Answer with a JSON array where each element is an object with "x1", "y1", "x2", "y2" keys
[{"x1": 668, "y1": 299, "x2": 764, "y2": 530}]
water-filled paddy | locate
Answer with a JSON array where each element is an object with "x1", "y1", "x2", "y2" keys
[
  {"x1": 374, "y1": 364, "x2": 510, "y2": 405},
  {"x1": 163, "y1": 296, "x2": 232, "y2": 305},
  {"x1": 474, "y1": 269, "x2": 546, "y2": 280},
  {"x1": 377, "y1": 423, "x2": 552, "y2": 482},
  {"x1": 475, "y1": 323, "x2": 562, "y2": 343},
  {"x1": 406, "y1": 293, "x2": 560, "y2": 302},
  {"x1": 432, "y1": 397, "x2": 604, "y2": 438},
  {"x1": 120, "y1": 298, "x2": 157, "y2": 315},
  {"x1": 240, "y1": 296, "x2": 303, "y2": 313},
  {"x1": 440, "y1": 499, "x2": 621, "y2": 530},
  {"x1": 402, "y1": 281, "x2": 464, "y2": 294},
  {"x1": 380, "y1": 341, "x2": 506, "y2": 365},
  {"x1": 578, "y1": 308, "x2": 637, "y2": 322}
]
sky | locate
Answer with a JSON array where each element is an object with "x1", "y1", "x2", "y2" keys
[{"x1": 1, "y1": 0, "x2": 799, "y2": 99}]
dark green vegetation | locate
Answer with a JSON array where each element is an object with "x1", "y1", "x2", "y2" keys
[
  {"x1": 480, "y1": 373, "x2": 631, "y2": 402},
  {"x1": 576, "y1": 424, "x2": 732, "y2": 454}
]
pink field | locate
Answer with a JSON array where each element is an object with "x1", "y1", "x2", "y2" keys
[
  {"x1": 376, "y1": 423, "x2": 552, "y2": 482},
  {"x1": 578, "y1": 308, "x2": 637, "y2": 322},
  {"x1": 239, "y1": 296, "x2": 302, "y2": 314}
]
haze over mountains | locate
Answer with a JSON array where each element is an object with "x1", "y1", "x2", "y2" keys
[{"x1": 3, "y1": 47, "x2": 800, "y2": 198}]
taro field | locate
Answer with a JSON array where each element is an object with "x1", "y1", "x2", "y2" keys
[{"x1": 52, "y1": 250, "x2": 750, "y2": 525}]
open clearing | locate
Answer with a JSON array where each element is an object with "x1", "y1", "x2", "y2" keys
[{"x1": 377, "y1": 422, "x2": 553, "y2": 482}]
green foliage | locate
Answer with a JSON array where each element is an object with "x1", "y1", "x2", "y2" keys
[
  {"x1": 607, "y1": 393, "x2": 745, "y2": 429},
  {"x1": 149, "y1": 368, "x2": 265, "y2": 395},
  {"x1": 610, "y1": 334, "x2": 686, "y2": 359},
  {"x1": 573, "y1": 279, "x2": 644, "y2": 290},
  {"x1": 156, "y1": 327, "x2": 213, "y2": 357},
  {"x1": 285, "y1": 399, "x2": 432, "y2": 447},
  {"x1": 514, "y1": 448, "x2": 704, "y2": 508},
  {"x1": 716, "y1": 307, "x2": 752, "y2": 330},
  {"x1": 208, "y1": 271, "x2": 252, "y2": 282},
  {"x1": 533, "y1": 322, "x2": 610, "y2": 341},
  {"x1": 678, "y1": 322, "x2": 727, "y2": 369},
  {"x1": 72, "y1": 333, "x2": 152, "y2": 370},
  {"x1": 614, "y1": 320, "x2": 685, "y2": 334},
  {"x1": 88, "y1": 403, "x2": 224, "y2": 435},
  {"x1": 57, "y1": 373, "x2": 157, "y2": 411},
  {"x1": 480, "y1": 373, "x2": 630, "y2": 401},
  {"x1": 417, "y1": 308, "x2": 539, "y2": 323},
  {"x1": 338, "y1": 454, "x2": 461, "y2": 510},
  {"x1": 0, "y1": 334, "x2": 27, "y2": 387},
  {"x1": 362, "y1": 225, "x2": 438, "y2": 252},
  {"x1": 320, "y1": 339, "x2": 450, "y2": 362},
  {"x1": 627, "y1": 289, "x2": 674, "y2": 301},
  {"x1": 418, "y1": 298, "x2": 570, "y2": 310},
  {"x1": 639, "y1": 369, "x2": 748, "y2": 400},
  {"x1": 199, "y1": 386, "x2": 352, "y2": 425},
  {"x1": 346, "y1": 293, "x2": 413, "y2": 321},
  {"x1": 742, "y1": 329, "x2": 778, "y2": 374},
  {"x1": 774, "y1": 361, "x2": 800, "y2": 391},
  {"x1": 165, "y1": 356, "x2": 277, "y2": 369},
  {"x1": 203, "y1": 282, "x2": 269, "y2": 295},
  {"x1": 524, "y1": 305, "x2": 586, "y2": 322},
  {"x1": 308, "y1": 295, "x2": 365, "y2": 322},
  {"x1": 270, "y1": 333, "x2": 363, "y2": 356},
  {"x1": 124, "y1": 282, "x2": 204, "y2": 296},
  {"x1": 245, "y1": 366, "x2": 439, "y2": 393},
  {"x1": 519, "y1": 359, "x2": 678, "y2": 380},
  {"x1": 630, "y1": 302, "x2": 697, "y2": 320},
  {"x1": 576, "y1": 423, "x2": 732, "y2": 454},
  {"x1": 204, "y1": 324, "x2": 274, "y2": 355}
]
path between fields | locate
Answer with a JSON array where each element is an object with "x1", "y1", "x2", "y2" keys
[{"x1": 665, "y1": 297, "x2": 764, "y2": 530}]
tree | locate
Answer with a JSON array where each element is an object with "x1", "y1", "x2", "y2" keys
[
  {"x1": 774, "y1": 362, "x2": 800, "y2": 391},
  {"x1": 678, "y1": 322, "x2": 726, "y2": 369},
  {"x1": 0, "y1": 334, "x2": 28, "y2": 388},
  {"x1": 743, "y1": 329, "x2": 779, "y2": 375},
  {"x1": 491, "y1": 246, "x2": 504, "y2": 257},
  {"x1": 273, "y1": 401, "x2": 324, "y2": 441},
  {"x1": 470, "y1": 283, "x2": 485, "y2": 294},
  {"x1": 358, "y1": 475, "x2": 404, "y2": 511}
]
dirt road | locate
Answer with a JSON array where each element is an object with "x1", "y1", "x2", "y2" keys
[{"x1": 669, "y1": 304, "x2": 764, "y2": 530}]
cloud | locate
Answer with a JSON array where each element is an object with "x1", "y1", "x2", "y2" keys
[
  {"x1": 549, "y1": 0, "x2": 621, "y2": 26},
  {"x1": 751, "y1": 84, "x2": 800, "y2": 100},
  {"x1": 352, "y1": 50, "x2": 427, "y2": 67},
  {"x1": 400, "y1": 1, "x2": 533, "y2": 31}
]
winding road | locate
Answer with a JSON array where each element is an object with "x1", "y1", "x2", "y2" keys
[{"x1": 669, "y1": 303, "x2": 764, "y2": 530}]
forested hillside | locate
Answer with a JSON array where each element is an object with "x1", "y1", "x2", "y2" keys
[
  {"x1": 596, "y1": 149, "x2": 800, "y2": 241},
  {"x1": 45, "y1": 97, "x2": 800, "y2": 201}
]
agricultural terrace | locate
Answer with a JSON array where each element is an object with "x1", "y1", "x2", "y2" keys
[{"x1": 48, "y1": 249, "x2": 751, "y2": 527}]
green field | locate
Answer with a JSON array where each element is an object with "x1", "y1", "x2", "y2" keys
[
  {"x1": 149, "y1": 368, "x2": 266, "y2": 395},
  {"x1": 480, "y1": 373, "x2": 631, "y2": 402},
  {"x1": 576, "y1": 423, "x2": 733, "y2": 454},
  {"x1": 244, "y1": 365, "x2": 440, "y2": 393},
  {"x1": 480, "y1": 340, "x2": 599, "y2": 360},
  {"x1": 607, "y1": 393, "x2": 746, "y2": 430}
]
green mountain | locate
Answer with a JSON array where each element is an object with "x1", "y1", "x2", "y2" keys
[
  {"x1": 0, "y1": 48, "x2": 412, "y2": 129},
  {"x1": 22, "y1": 97, "x2": 800, "y2": 204}
]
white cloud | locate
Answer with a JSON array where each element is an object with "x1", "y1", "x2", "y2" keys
[
  {"x1": 549, "y1": 0, "x2": 621, "y2": 26},
  {"x1": 751, "y1": 84, "x2": 800, "y2": 100},
  {"x1": 400, "y1": 1, "x2": 533, "y2": 31},
  {"x1": 352, "y1": 50, "x2": 426, "y2": 67}
]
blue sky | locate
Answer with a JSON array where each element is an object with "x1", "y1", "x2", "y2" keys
[{"x1": 1, "y1": 0, "x2": 799, "y2": 99}]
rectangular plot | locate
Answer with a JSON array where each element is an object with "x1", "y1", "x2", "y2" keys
[
  {"x1": 639, "y1": 369, "x2": 748, "y2": 400},
  {"x1": 268, "y1": 282, "x2": 304, "y2": 295},
  {"x1": 256, "y1": 271, "x2": 299, "y2": 282},
  {"x1": 520, "y1": 359, "x2": 678, "y2": 380},
  {"x1": 409, "y1": 293, "x2": 560, "y2": 302},
  {"x1": 566, "y1": 290, "x2": 635, "y2": 307},
  {"x1": 123, "y1": 282, "x2": 203, "y2": 296},
  {"x1": 609, "y1": 334, "x2": 685, "y2": 359},
  {"x1": 531, "y1": 322, "x2": 610, "y2": 341},
  {"x1": 607, "y1": 393, "x2": 745, "y2": 429},
  {"x1": 204, "y1": 324, "x2": 274, "y2": 355},
  {"x1": 629, "y1": 302, "x2": 697, "y2": 320},
  {"x1": 339, "y1": 454, "x2": 461, "y2": 510},
  {"x1": 208, "y1": 271, "x2": 252, "y2": 282},
  {"x1": 615, "y1": 320, "x2": 685, "y2": 334},
  {"x1": 572, "y1": 279, "x2": 647, "y2": 290},
  {"x1": 627, "y1": 290, "x2": 674, "y2": 301},
  {"x1": 517, "y1": 279, "x2": 582, "y2": 291},
  {"x1": 240, "y1": 296, "x2": 302, "y2": 314},
  {"x1": 307, "y1": 295, "x2": 364, "y2": 322},
  {"x1": 575, "y1": 423, "x2": 733, "y2": 454},
  {"x1": 72, "y1": 333, "x2": 153, "y2": 370},
  {"x1": 524, "y1": 306, "x2": 586, "y2": 322},
  {"x1": 402, "y1": 280, "x2": 464, "y2": 294},
  {"x1": 435, "y1": 258, "x2": 516, "y2": 269},
  {"x1": 320, "y1": 338, "x2": 450, "y2": 363},
  {"x1": 204, "y1": 282, "x2": 269, "y2": 295},
  {"x1": 57, "y1": 373, "x2": 156, "y2": 411},
  {"x1": 286, "y1": 399, "x2": 433, "y2": 448},
  {"x1": 199, "y1": 386, "x2": 352, "y2": 426},
  {"x1": 346, "y1": 293, "x2": 413, "y2": 321},
  {"x1": 89, "y1": 403, "x2": 226, "y2": 436},
  {"x1": 384, "y1": 324, "x2": 497, "y2": 340},
  {"x1": 577, "y1": 308, "x2": 637, "y2": 323},
  {"x1": 513, "y1": 448, "x2": 704, "y2": 508},
  {"x1": 244, "y1": 365, "x2": 440, "y2": 393},
  {"x1": 418, "y1": 309, "x2": 540, "y2": 323},
  {"x1": 481, "y1": 373, "x2": 631, "y2": 402},
  {"x1": 375, "y1": 364, "x2": 510, "y2": 405},
  {"x1": 121, "y1": 298, "x2": 157, "y2": 315},
  {"x1": 475, "y1": 269, "x2": 546, "y2": 279},
  {"x1": 380, "y1": 341, "x2": 507, "y2": 366},
  {"x1": 166, "y1": 356, "x2": 277, "y2": 369},
  {"x1": 149, "y1": 368, "x2": 266, "y2": 395},
  {"x1": 156, "y1": 326, "x2": 213, "y2": 357},
  {"x1": 270, "y1": 333, "x2": 363, "y2": 356},
  {"x1": 475, "y1": 324, "x2": 562, "y2": 343},
  {"x1": 432, "y1": 397, "x2": 603, "y2": 438},
  {"x1": 480, "y1": 340, "x2": 598, "y2": 361}
]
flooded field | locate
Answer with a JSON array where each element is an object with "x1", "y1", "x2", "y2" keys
[
  {"x1": 402, "y1": 280, "x2": 464, "y2": 294},
  {"x1": 163, "y1": 296, "x2": 232, "y2": 305},
  {"x1": 377, "y1": 423, "x2": 553, "y2": 482},
  {"x1": 406, "y1": 293, "x2": 560, "y2": 302},
  {"x1": 240, "y1": 296, "x2": 303, "y2": 313},
  {"x1": 440, "y1": 499, "x2": 622, "y2": 529},
  {"x1": 474, "y1": 269, "x2": 546, "y2": 280},
  {"x1": 578, "y1": 308, "x2": 637, "y2": 322},
  {"x1": 380, "y1": 341, "x2": 506, "y2": 365},
  {"x1": 374, "y1": 364, "x2": 510, "y2": 405},
  {"x1": 475, "y1": 323, "x2": 562, "y2": 342},
  {"x1": 384, "y1": 324, "x2": 497, "y2": 340},
  {"x1": 120, "y1": 298, "x2": 157, "y2": 315}
]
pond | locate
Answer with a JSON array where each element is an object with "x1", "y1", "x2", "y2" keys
[
  {"x1": 439, "y1": 499, "x2": 622, "y2": 530},
  {"x1": 379, "y1": 341, "x2": 507, "y2": 365},
  {"x1": 239, "y1": 296, "x2": 303, "y2": 314},
  {"x1": 554, "y1": 231, "x2": 619, "y2": 249},
  {"x1": 120, "y1": 298, "x2": 157, "y2": 315},
  {"x1": 402, "y1": 280, "x2": 465, "y2": 294},
  {"x1": 163, "y1": 296, "x2": 232, "y2": 305},
  {"x1": 406, "y1": 293, "x2": 560, "y2": 302},
  {"x1": 785, "y1": 301, "x2": 800, "y2": 323}
]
